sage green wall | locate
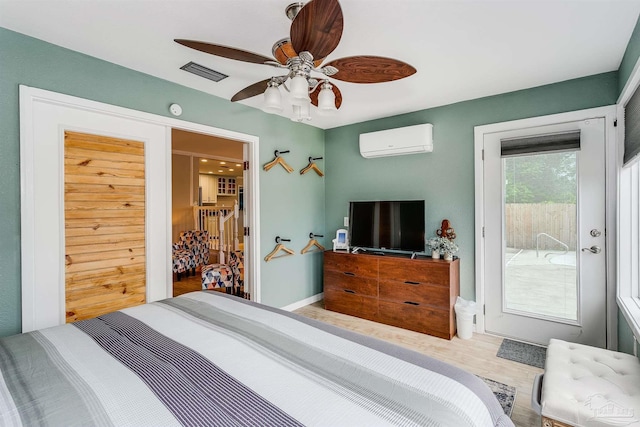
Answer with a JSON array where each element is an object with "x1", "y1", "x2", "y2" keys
[
  {"x1": 0, "y1": 27, "x2": 325, "y2": 337},
  {"x1": 325, "y1": 72, "x2": 618, "y2": 304},
  {"x1": 617, "y1": 16, "x2": 640, "y2": 354},
  {"x1": 619, "y1": 15, "x2": 640, "y2": 96},
  {"x1": 1, "y1": 20, "x2": 636, "y2": 346}
]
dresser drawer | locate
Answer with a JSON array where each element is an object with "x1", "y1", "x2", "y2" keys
[
  {"x1": 379, "y1": 259, "x2": 451, "y2": 286},
  {"x1": 322, "y1": 251, "x2": 459, "y2": 340},
  {"x1": 324, "y1": 270, "x2": 378, "y2": 297},
  {"x1": 378, "y1": 280, "x2": 450, "y2": 308},
  {"x1": 324, "y1": 252, "x2": 378, "y2": 279},
  {"x1": 378, "y1": 300, "x2": 453, "y2": 339},
  {"x1": 324, "y1": 289, "x2": 378, "y2": 321}
]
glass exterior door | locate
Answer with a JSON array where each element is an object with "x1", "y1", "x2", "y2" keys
[
  {"x1": 503, "y1": 152, "x2": 577, "y2": 322},
  {"x1": 483, "y1": 118, "x2": 606, "y2": 347}
]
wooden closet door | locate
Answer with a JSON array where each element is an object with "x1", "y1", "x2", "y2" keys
[{"x1": 64, "y1": 131, "x2": 146, "y2": 322}]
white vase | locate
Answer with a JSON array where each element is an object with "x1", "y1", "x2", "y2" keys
[
  {"x1": 444, "y1": 252, "x2": 453, "y2": 261},
  {"x1": 431, "y1": 250, "x2": 440, "y2": 259}
]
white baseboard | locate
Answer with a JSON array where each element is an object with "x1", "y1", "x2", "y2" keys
[{"x1": 281, "y1": 292, "x2": 324, "y2": 312}]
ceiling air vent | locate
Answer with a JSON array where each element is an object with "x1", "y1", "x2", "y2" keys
[{"x1": 180, "y1": 62, "x2": 228, "y2": 82}]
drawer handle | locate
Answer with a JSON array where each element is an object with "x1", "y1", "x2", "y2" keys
[
  {"x1": 343, "y1": 272, "x2": 356, "y2": 276},
  {"x1": 344, "y1": 289, "x2": 356, "y2": 294},
  {"x1": 404, "y1": 301, "x2": 420, "y2": 306},
  {"x1": 404, "y1": 281, "x2": 420, "y2": 285}
]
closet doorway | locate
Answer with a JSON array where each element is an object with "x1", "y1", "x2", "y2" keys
[{"x1": 171, "y1": 129, "x2": 250, "y2": 299}]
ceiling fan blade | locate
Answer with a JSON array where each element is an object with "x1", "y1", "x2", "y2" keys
[
  {"x1": 310, "y1": 82, "x2": 343, "y2": 109},
  {"x1": 290, "y1": 0, "x2": 343, "y2": 62},
  {"x1": 230, "y1": 79, "x2": 271, "y2": 102},
  {"x1": 324, "y1": 56, "x2": 417, "y2": 83},
  {"x1": 175, "y1": 39, "x2": 273, "y2": 65}
]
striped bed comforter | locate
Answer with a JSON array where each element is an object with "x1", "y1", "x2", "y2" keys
[{"x1": 0, "y1": 291, "x2": 514, "y2": 426}]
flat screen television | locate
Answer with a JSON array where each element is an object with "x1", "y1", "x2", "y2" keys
[{"x1": 348, "y1": 200, "x2": 425, "y2": 252}]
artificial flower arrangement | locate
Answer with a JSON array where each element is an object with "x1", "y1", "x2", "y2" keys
[{"x1": 427, "y1": 236, "x2": 459, "y2": 260}]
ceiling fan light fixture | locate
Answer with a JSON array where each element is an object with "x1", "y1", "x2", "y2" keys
[
  {"x1": 291, "y1": 101, "x2": 311, "y2": 122},
  {"x1": 262, "y1": 83, "x2": 283, "y2": 114},
  {"x1": 317, "y1": 81, "x2": 337, "y2": 115},
  {"x1": 177, "y1": 0, "x2": 417, "y2": 124},
  {"x1": 290, "y1": 74, "x2": 311, "y2": 106}
]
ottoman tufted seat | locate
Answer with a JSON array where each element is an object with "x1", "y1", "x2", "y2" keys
[{"x1": 532, "y1": 339, "x2": 640, "y2": 427}]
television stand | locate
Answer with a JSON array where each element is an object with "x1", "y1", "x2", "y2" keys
[{"x1": 323, "y1": 250, "x2": 460, "y2": 339}]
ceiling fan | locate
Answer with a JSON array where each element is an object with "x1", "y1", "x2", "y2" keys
[{"x1": 175, "y1": 0, "x2": 416, "y2": 121}]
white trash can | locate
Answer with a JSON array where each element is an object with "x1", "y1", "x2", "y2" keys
[{"x1": 454, "y1": 297, "x2": 476, "y2": 340}]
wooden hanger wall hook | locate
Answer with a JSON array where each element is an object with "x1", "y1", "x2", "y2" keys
[
  {"x1": 264, "y1": 150, "x2": 294, "y2": 173},
  {"x1": 264, "y1": 236, "x2": 295, "y2": 261},
  {"x1": 300, "y1": 156, "x2": 324, "y2": 177},
  {"x1": 301, "y1": 233, "x2": 325, "y2": 254}
]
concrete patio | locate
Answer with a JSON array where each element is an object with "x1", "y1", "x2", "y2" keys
[{"x1": 504, "y1": 248, "x2": 577, "y2": 321}]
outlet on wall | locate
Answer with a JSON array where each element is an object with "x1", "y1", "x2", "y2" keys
[{"x1": 344, "y1": 217, "x2": 349, "y2": 227}]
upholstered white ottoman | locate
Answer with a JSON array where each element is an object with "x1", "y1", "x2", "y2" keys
[{"x1": 532, "y1": 339, "x2": 640, "y2": 427}]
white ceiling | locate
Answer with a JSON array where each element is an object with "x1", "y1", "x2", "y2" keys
[{"x1": 1, "y1": 0, "x2": 639, "y2": 130}]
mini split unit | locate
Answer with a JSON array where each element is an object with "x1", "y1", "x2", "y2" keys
[{"x1": 359, "y1": 123, "x2": 434, "y2": 158}]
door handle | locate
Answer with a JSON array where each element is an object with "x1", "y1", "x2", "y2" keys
[{"x1": 581, "y1": 245, "x2": 601, "y2": 254}]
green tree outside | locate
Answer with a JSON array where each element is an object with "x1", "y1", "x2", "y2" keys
[{"x1": 504, "y1": 152, "x2": 577, "y2": 204}]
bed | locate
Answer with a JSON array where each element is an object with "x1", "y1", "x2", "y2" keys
[{"x1": 0, "y1": 291, "x2": 514, "y2": 426}]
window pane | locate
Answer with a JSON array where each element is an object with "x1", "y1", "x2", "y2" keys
[{"x1": 503, "y1": 152, "x2": 578, "y2": 321}]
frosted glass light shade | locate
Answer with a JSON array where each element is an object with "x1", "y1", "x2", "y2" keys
[
  {"x1": 317, "y1": 86, "x2": 337, "y2": 115},
  {"x1": 290, "y1": 75, "x2": 310, "y2": 106},
  {"x1": 262, "y1": 85, "x2": 283, "y2": 114},
  {"x1": 291, "y1": 100, "x2": 311, "y2": 122}
]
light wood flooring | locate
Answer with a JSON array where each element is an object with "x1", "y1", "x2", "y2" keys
[{"x1": 294, "y1": 301, "x2": 542, "y2": 427}]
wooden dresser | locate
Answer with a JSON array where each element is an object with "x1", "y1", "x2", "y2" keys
[{"x1": 323, "y1": 251, "x2": 460, "y2": 339}]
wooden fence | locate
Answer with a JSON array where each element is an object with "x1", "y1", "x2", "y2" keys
[{"x1": 505, "y1": 203, "x2": 577, "y2": 251}]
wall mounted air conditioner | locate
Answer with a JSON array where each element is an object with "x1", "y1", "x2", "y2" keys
[{"x1": 359, "y1": 123, "x2": 433, "y2": 158}]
